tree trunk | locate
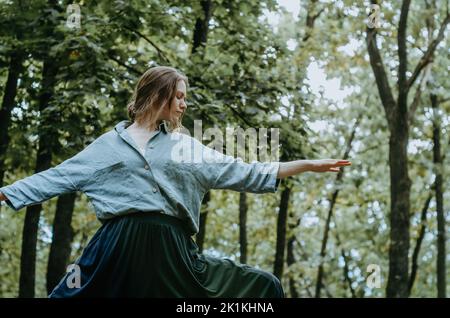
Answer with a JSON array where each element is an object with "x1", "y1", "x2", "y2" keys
[
  {"x1": 0, "y1": 0, "x2": 26, "y2": 199},
  {"x1": 286, "y1": 236, "x2": 298, "y2": 298},
  {"x1": 18, "y1": 0, "x2": 66, "y2": 297},
  {"x1": 19, "y1": 57, "x2": 59, "y2": 298},
  {"x1": 282, "y1": 0, "x2": 325, "y2": 298},
  {"x1": 191, "y1": 1, "x2": 213, "y2": 253},
  {"x1": 286, "y1": 210, "x2": 303, "y2": 298},
  {"x1": 20, "y1": 150, "x2": 54, "y2": 297},
  {"x1": 386, "y1": 119, "x2": 411, "y2": 298},
  {"x1": 366, "y1": 0, "x2": 423, "y2": 297},
  {"x1": 408, "y1": 193, "x2": 432, "y2": 295},
  {"x1": 431, "y1": 94, "x2": 446, "y2": 298},
  {"x1": 273, "y1": 184, "x2": 290, "y2": 280},
  {"x1": 46, "y1": 192, "x2": 77, "y2": 294},
  {"x1": 330, "y1": 215, "x2": 357, "y2": 298},
  {"x1": 239, "y1": 192, "x2": 248, "y2": 264},
  {"x1": 315, "y1": 189, "x2": 337, "y2": 298},
  {"x1": 196, "y1": 191, "x2": 210, "y2": 253},
  {"x1": 0, "y1": 52, "x2": 24, "y2": 190},
  {"x1": 315, "y1": 116, "x2": 359, "y2": 298},
  {"x1": 191, "y1": 0, "x2": 213, "y2": 55}
]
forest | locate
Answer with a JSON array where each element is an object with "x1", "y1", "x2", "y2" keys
[{"x1": 0, "y1": 0, "x2": 448, "y2": 298}]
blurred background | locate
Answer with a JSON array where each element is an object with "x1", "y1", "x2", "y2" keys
[{"x1": 0, "y1": 0, "x2": 448, "y2": 298}]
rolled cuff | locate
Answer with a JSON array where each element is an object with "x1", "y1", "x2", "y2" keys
[
  {"x1": 261, "y1": 161, "x2": 281, "y2": 193},
  {"x1": 0, "y1": 186, "x2": 26, "y2": 211}
]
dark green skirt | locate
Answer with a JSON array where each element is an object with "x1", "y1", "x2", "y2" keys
[{"x1": 48, "y1": 211, "x2": 284, "y2": 298}]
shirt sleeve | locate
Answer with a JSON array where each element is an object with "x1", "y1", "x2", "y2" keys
[
  {"x1": 0, "y1": 141, "x2": 97, "y2": 211},
  {"x1": 195, "y1": 140, "x2": 281, "y2": 193}
]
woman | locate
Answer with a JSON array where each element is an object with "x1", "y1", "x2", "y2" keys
[{"x1": 0, "y1": 66, "x2": 351, "y2": 298}]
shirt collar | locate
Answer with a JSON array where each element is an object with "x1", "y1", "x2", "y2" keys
[{"x1": 114, "y1": 120, "x2": 168, "y2": 134}]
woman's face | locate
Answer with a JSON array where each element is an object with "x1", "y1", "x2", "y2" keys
[{"x1": 160, "y1": 80, "x2": 187, "y2": 122}]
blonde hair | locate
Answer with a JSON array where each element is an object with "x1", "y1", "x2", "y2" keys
[{"x1": 127, "y1": 66, "x2": 189, "y2": 132}]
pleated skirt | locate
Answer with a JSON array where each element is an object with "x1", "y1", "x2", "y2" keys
[{"x1": 48, "y1": 211, "x2": 284, "y2": 298}]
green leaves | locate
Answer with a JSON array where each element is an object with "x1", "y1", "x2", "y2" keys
[{"x1": 1, "y1": 0, "x2": 448, "y2": 298}]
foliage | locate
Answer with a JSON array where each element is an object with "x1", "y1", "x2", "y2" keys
[{"x1": 0, "y1": 0, "x2": 448, "y2": 297}]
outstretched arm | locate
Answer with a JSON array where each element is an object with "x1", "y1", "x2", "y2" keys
[
  {"x1": 189, "y1": 136, "x2": 351, "y2": 193},
  {"x1": 0, "y1": 166, "x2": 80, "y2": 210},
  {"x1": 277, "y1": 159, "x2": 351, "y2": 179},
  {"x1": 0, "y1": 138, "x2": 102, "y2": 210}
]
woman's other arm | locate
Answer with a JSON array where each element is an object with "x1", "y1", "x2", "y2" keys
[
  {"x1": 0, "y1": 139, "x2": 101, "y2": 210},
  {"x1": 0, "y1": 165, "x2": 81, "y2": 210},
  {"x1": 277, "y1": 159, "x2": 351, "y2": 179}
]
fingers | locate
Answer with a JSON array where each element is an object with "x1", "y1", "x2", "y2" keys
[{"x1": 335, "y1": 160, "x2": 351, "y2": 166}]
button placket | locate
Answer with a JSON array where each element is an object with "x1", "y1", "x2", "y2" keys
[{"x1": 142, "y1": 162, "x2": 158, "y2": 194}]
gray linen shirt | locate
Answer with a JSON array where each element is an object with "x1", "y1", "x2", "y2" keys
[{"x1": 0, "y1": 120, "x2": 281, "y2": 234}]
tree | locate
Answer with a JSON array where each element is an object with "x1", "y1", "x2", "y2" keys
[
  {"x1": 430, "y1": 93, "x2": 446, "y2": 298},
  {"x1": 366, "y1": 0, "x2": 449, "y2": 297}
]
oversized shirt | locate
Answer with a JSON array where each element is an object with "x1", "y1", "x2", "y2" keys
[{"x1": 0, "y1": 120, "x2": 281, "y2": 235}]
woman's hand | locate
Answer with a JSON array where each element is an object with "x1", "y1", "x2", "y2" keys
[
  {"x1": 0, "y1": 192, "x2": 7, "y2": 201},
  {"x1": 277, "y1": 159, "x2": 351, "y2": 178},
  {"x1": 309, "y1": 159, "x2": 351, "y2": 173}
]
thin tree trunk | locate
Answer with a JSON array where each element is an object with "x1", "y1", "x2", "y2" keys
[
  {"x1": 315, "y1": 116, "x2": 359, "y2": 297},
  {"x1": 286, "y1": 235, "x2": 298, "y2": 298},
  {"x1": 315, "y1": 188, "x2": 337, "y2": 298},
  {"x1": 196, "y1": 191, "x2": 210, "y2": 253},
  {"x1": 239, "y1": 192, "x2": 248, "y2": 264},
  {"x1": 295, "y1": 237, "x2": 315, "y2": 297},
  {"x1": 332, "y1": 216, "x2": 356, "y2": 298},
  {"x1": 191, "y1": 0, "x2": 213, "y2": 55},
  {"x1": 408, "y1": 193, "x2": 432, "y2": 295},
  {"x1": 76, "y1": 232, "x2": 89, "y2": 258},
  {"x1": 46, "y1": 192, "x2": 76, "y2": 294},
  {"x1": 0, "y1": 52, "x2": 24, "y2": 190},
  {"x1": 431, "y1": 94, "x2": 446, "y2": 298},
  {"x1": 302, "y1": 0, "x2": 324, "y2": 42},
  {"x1": 322, "y1": 271, "x2": 334, "y2": 298},
  {"x1": 339, "y1": 248, "x2": 355, "y2": 297},
  {"x1": 273, "y1": 183, "x2": 291, "y2": 280},
  {"x1": 190, "y1": 1, "x2": 213, "y2": 253},
  {"x1": 286, "y1": 211, "x2": 302, "y2": 298}
]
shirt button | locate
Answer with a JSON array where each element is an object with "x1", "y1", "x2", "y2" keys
[
  {"x1": 144, "y1": 164, "x2": 149, "y2": 170},
  {"x1": 152, "y1": 187, "x2": 158, "y2": 193}
]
